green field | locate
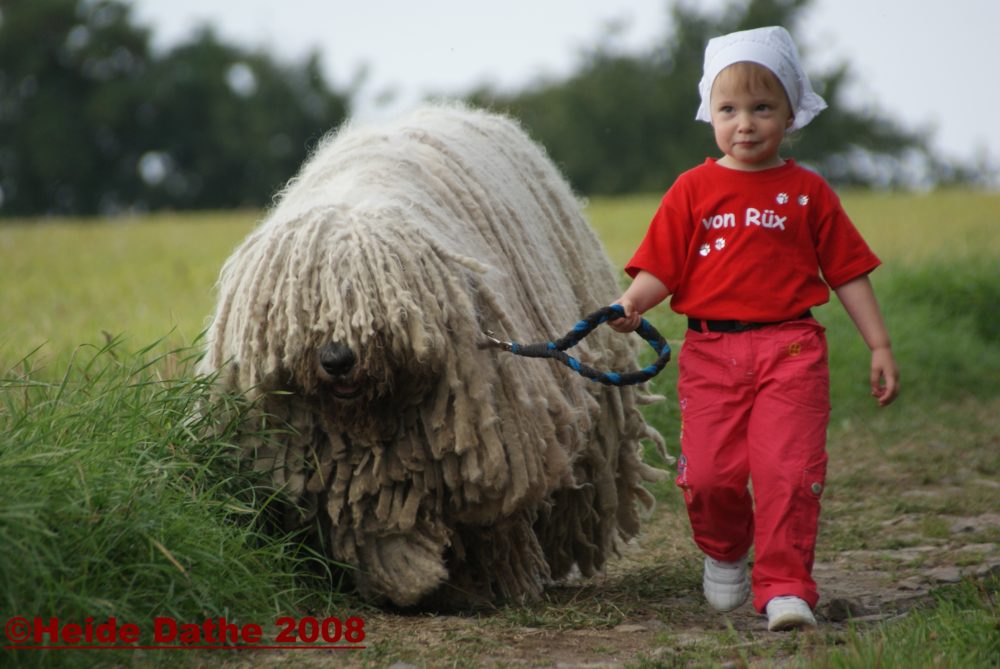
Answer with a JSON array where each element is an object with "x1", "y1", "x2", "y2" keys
[
  {"x1": 0, "y1": 210, "x2": 259, "y2": 366},
  {"x1": 2, "y1": 191, "x2": 999, "y2": 668},
  {"x1": 2, "y1": 190, "x2": 999, "y2": 367}
]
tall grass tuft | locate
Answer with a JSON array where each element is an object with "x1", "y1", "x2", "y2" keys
[
  {"x1": 0, "y1": 339, "x2": 345, "y2": 668},
  {"x1": 801, "y1": 577, "x2": 1000, "y2": 668}
]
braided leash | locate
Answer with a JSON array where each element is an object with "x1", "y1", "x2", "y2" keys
[{"x1": 482, "y1": 304, "x2": 671, "y2": 386}]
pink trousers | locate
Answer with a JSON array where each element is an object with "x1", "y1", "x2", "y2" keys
[{"x1": 675, "y1": 317, "x2": 830, "y2": 612}]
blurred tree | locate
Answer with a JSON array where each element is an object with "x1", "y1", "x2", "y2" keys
[
  {"x1": 0, "y1": 0, "x2": 154, "y2": 214},
  {"x1": 467, "y1": 0, "x2": 949, "y2": 194},
  {"x1": 0, "y1": 0, "x2": 349, "y2": 216},
  {"x1": 0, "y1": 0, "x2": 982, "y2": 217},
  {"x1": 136, "y1": 28, "x2": 348, "y2": 210}
]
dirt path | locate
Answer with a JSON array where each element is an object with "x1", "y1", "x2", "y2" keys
[
  {"x1": 337, "y1": 513, "x2": 999, "y2": 668},
  {"x1": 235, "y1": 402, "x2": 1000, "y2": 668}
]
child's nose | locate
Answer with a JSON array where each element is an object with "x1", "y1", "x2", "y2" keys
[{"x1": 736, "y1": 113, "x2": 755, "y2": 131}]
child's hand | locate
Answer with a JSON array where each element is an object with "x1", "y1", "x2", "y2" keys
[
  {"x1": 609, "y1": 299, "x2": 642, "y2": 333},
  {"x1": 870, "y1": 346, "x2": 899, "y2": 406},
  {"x1": 609, "y1": 271, "x2": 669, "y2": 333}
]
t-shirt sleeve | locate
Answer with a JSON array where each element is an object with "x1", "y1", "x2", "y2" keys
[
  {"x1": 813, "y1": 185, "x2": 881, "y2": 288},
  {"x1": 624, "y1": 181, "x2": 692, "y2": 293}
]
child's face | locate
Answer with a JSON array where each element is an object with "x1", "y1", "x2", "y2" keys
[{"x1": 709, "y1": 67, "x2": 794, "y2": 171}]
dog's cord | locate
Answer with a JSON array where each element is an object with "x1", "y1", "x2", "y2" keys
[{"x1": 481, "y1": 304, "x2": 671, "y2": 386}]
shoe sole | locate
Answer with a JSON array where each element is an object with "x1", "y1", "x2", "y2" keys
[
  {"x1": 767, "y1": 612, "x2": 817, "y2": 632},
  {"x1": 705, "y1": 589, "x2": 749, "y2": 612}
]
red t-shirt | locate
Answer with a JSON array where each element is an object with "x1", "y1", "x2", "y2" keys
[{"x1": 626, "y1": 158, "x2": 880, "y2": 322}]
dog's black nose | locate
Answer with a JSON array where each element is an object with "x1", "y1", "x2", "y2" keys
[{"x1": 319, "y1": 341, "x2": 356, "y2": 377}]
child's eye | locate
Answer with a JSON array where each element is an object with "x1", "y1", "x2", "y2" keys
[
  {"x1": 719, "y1": 105, "x2": 734, "y2": 113},
  {"x1": 755, "y1": 104, "x2": 772, "y2": 112}
]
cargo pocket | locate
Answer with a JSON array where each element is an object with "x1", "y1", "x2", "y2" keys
[{"x1": 792, "y1": 465, "x2": 826, "y2": 558}]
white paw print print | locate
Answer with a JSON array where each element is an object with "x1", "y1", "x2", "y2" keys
[
  {"x1": 714, "y1": 237, "x2": 726, "y2": 251},
  {"x1": 699, "y1": 243, "x2": 711, "y2": 257},
  {"x1": 798, "y1": 194, "x2": 810, "y2": 206},
  {"x1": 776, "y1": 192, "x2": 789, "y2": 205}
]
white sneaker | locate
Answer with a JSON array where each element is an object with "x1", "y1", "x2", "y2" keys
[
  {"x1": 766, "y1": 596, "x2": 818, "y2": 631},
  {"x1": 702, "y1": 556, "x2": 750, "y2": 612}
]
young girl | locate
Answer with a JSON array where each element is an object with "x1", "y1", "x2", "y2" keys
[{"x1": 611, "y1": 26, "x2": 899, "y2": 631}]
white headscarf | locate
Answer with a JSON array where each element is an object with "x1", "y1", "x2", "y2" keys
[{"x1": 695, "y1": 26, "x2": 827, "y2": 131}]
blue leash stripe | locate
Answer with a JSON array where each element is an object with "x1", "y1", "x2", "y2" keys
[{"x1": 490, "y1": 305, "x2": 671, "y2": 386}]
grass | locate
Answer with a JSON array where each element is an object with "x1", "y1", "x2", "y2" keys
[
  {"x1": 3, "y1": 189, "x2": 999, "y2": 371},
  {"x1": 0, "y1": 211, "x2": 258, "y2": 368},
  {"x1": 1, "y1": 189, "x2": 999, "y2": 667},
  {"x1": 796, "y1": 577, "x2": 1000, "y2": 669},
  {"x1": 0, "y1": 339, "x2": 348, "y2": 668}
]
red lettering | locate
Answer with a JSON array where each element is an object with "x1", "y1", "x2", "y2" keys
[
  {"x1": 322, "y1": 617, "x2": 342, "y2": 643},
  {"x1": 179, "y1": 624, "x2": 200, "y2": 644},
  {"x1": 345, "y1": 616, "x2": 366, "y2": 643},
  {"x1": 241, "y1": 623, "x2": 262, "y2": 644},
  {"x1": 202, "y1": 619, "x2": 218, "y2": 644},
  {"x1": 275, "y1": 617, "x2": 296, "y2": 643},
  {"x1": 95, "y1": 617, "x2": 118, "y2": 643},
  {"x1": 119, "y1": 623, "x2": 140, "y2": 644},
  {"x1": 33, "y1": 617, "x2": 59, "y2": 643},
  {"x1": 153, "y1": 617, "x2": 177, "y2": 643},
  {"x1": 222, "y1": 618, "x2": 241, "y2": 644},
  {"x1": 61, "y1": 623, "x2": 81, "y2": 644},
  {"x1": 299, "y1": 617, "x2": 319, "y2": 643}
]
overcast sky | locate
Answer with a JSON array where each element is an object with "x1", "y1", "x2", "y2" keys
[{"x1": 129, "y1": 0, "x2": 1000, "y2": 168}]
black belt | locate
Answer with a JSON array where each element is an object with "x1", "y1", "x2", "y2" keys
[{"x1": 688, "y1": 310, "x2": 812, "y2": 333}]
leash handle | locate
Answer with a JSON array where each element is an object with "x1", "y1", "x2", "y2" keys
[{"x1": 484, "y1": 304, "x2": 671, "y2": 386}]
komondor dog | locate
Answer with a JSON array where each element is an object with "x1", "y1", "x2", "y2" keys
[{"x1": 199, "y1": 104, "x2": 666, "y2": 608}]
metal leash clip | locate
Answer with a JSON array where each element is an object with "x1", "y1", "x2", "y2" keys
[{"x1": 481, "y1": 331, "x2": 514, "y2": 352}]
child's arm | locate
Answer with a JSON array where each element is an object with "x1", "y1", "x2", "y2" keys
[
  {"x1": 834, "y1": 274, "x2": 900, "y2": 406},
  {"x1": 609, "y1": 270, "x2": 671, "y2": 332}
]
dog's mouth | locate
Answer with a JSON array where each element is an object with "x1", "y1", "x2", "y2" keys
[
  {"x1": 329, "y1": 381, "x2": 363, "y2": 400},
  {"x1": 318, "y1": 370, "x2": 363, "y2": 399}
]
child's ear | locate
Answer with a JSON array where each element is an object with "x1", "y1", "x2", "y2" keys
[{"x1": 786, "y1": 115, "x2": 795, "y2": 129}]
